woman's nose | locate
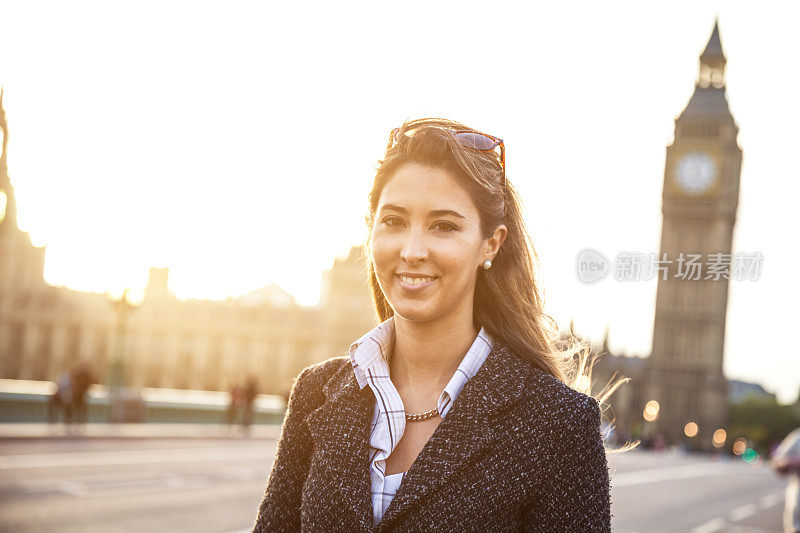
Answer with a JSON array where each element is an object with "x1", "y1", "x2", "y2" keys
[{"x1": 400, "y1": 227, "x2": 429, "y2": 264}]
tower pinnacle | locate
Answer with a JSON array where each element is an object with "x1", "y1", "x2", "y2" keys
[{"x1": 698, "y1": 20, "x2": 727, "y2": 89}]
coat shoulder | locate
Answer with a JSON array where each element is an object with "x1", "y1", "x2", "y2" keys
[
  {"x1": 297, "y1": 355, "x2": 349, "y2": 383},
  {"x1": 502, "y1": 348, "x2": 601, "y2": 430},
  {"x1": 286, "y1": 356, "x2": 349, "y2": 407},
  {"x1": 531, "y1": 366, "x2": 599, "y2": 414},
  {"x1": 500, "y1": 354, "x2": 606, "y2": 475}
]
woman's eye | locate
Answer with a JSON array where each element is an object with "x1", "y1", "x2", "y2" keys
[
  {"x1": 383, "y1": 217, "x2": 402, "y2": 227},
  {"x1": 433, "y1": 222, "x2": 457, "y2": 232}
]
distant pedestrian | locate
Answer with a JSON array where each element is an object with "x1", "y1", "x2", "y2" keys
[
  {"x1": 771, "y1": 427, "x2": 800, "y2": 533},
  {"x1": 241, "y1": 377, "x2": 258, "y2": 430},
  {"x1": 226, "y1": 383, "x2": 243, "y2": 426},
  {"x1": 70, "y1": 363, "x2": 94, "y2": 424},
  {"x1": 47, "y1": 371, "x2": 73, "y2": 424}
]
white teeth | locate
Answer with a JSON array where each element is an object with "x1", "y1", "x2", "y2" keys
[{"x1": 399, "y1": 276, "x2": 435, "y2": 285}]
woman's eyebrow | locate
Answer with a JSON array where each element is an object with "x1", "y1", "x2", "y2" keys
[{"x1": 380, "y1": 203, "x2": 466, "y2": 219}]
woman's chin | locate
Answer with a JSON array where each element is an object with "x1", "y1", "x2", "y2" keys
[{"x1": 390, "y1": 304, "x2": 438, "y2": 323}]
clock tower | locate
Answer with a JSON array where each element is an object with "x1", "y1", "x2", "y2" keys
[{"x1": 646, "y1": 21, "x2": 742, "y2": 448}]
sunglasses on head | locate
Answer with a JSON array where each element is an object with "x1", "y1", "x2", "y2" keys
[{"x1": 387, "y1": 126, "x2": 506, "y2": 187}]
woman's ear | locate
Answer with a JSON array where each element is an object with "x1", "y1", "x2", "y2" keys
[{"x1": 486, "y1": 224, "x2": 508, "y2": 258}]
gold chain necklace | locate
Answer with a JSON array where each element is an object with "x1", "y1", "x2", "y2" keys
[{"x1": 405, "y1": 406, "x2": 440, "y2": 422}]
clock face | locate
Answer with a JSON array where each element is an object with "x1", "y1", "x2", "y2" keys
[{"x1": 676, "y1": 153, "x2": 716, "y2": 194}]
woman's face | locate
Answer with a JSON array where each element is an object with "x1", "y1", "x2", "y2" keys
[{"x1": 370, "y1": 162, "x2": 506, "y2": 325}]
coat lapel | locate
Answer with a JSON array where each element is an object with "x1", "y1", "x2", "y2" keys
[
  {"x1": 305, "y1": 362, "x2": 375, "y2": 532},
  {"x1": 375, "y1": 340, "x2": 538, "y2": 531}
]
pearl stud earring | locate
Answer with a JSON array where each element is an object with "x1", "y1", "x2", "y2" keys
[{"x1": 483, "y1": 259, "x2": 492, "y2": 269}]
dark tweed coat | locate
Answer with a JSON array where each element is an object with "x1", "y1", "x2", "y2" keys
[{"x1": 252, "y1": 339, "x2": 611, "y2": 532}]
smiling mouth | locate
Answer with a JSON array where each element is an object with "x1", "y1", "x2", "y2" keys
[{"x1": 396, "y1": 276, "x2": 437, "y2": 294}]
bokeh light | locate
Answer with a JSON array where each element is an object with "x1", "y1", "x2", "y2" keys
[
  {"x1": 643, "y1": 400, "x2": 660, "y2": 422},
  {"x1": 684, "y1": 421, "x2": 699, "y2": 437},
  {"x1": 743, "y1": 448, "x2": 759, "y2": 464},
  {"x1": 732, "y1": 438, "x2": 747, "y2": 455},
  {"x1": 712, "y1": 428, "x2": 727, "y2": 448}
]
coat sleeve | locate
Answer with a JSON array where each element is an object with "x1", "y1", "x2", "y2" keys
[
  {"x1": 252, "y1": 364, "x2": 324, "y2": 532},
  {"x1": 522, "y1": 396, "x2": 612, "y2": 532}
]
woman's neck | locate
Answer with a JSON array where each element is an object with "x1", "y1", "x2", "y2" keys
[{"x1": 389, "y1": 311, "x2": 479, "y2": 402}]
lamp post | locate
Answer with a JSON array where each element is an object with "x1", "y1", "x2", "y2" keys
[
  {"x1": 109, "y1": 289, "x2": 135, "y2": 390},
  {"x1": 107, "y1": 288, "x2": 144, "y2": 422}
]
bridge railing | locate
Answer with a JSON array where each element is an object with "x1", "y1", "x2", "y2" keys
[{"x1": 0, "y1": 379, "x2": 287, "y2": 424}]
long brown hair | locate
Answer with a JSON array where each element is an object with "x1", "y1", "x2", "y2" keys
[{"x1": 362, "y1": 118, "x2": 633, "y2": 450}]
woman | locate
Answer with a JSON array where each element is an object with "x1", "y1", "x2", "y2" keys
[{"x1": 253, "y1": 118, "x2": 622, "y2": 532}]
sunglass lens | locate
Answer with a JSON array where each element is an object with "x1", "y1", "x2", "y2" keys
[{"x1": 453, "y1": 132, "x2": 499, "y2": 150}]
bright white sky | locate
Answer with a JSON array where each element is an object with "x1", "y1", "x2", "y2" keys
[{"x1": 1, "y1": 1, "x2": 797, "y2": 403}]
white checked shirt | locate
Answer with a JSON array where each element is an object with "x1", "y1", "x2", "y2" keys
[{"x1": 348, "y1": 316, "x2": 494, "y2": 527}]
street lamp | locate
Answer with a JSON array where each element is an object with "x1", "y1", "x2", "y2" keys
[
  {"x1": 107, "y1": 288, "x2": 144, "y2": 422},
  {"x1": 108, "y1": 289, "x2": 137, "y2": 390}
]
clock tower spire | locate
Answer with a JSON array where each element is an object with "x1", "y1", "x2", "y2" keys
[
  {"x1": 698, "y1": 19, "x2": 726, "y2": 89},
  {"x1": 645, "y1": 21, "x2": 743, "y2": 449}
]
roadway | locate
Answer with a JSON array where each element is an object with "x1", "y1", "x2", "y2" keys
[{"x1": 0, "y1": 432, "x2": 788, "y2": 532}]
